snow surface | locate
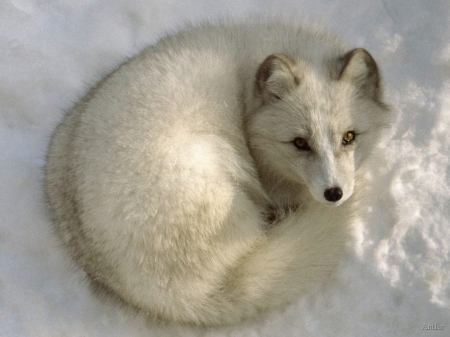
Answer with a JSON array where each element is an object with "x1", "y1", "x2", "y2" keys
[{"x1": 1, "y1": 0, "x2": 449, "y2": 336}]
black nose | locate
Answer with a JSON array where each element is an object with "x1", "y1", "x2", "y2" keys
[{"x1": 324, "y1": 187, "x2": 343, "y2": 202}]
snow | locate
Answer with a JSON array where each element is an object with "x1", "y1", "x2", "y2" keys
[{"x1": 1, "y1": 0, "x2": 449, "y2": 336}]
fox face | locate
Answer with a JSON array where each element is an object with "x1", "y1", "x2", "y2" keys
[{"x1": 247, "y1": 49, "x2": 390, "y2": 206}]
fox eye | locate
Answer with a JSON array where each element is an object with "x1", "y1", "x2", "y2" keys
[
  {"x1": 342, "y1": 131, "x2": 356, "y2": 145},
  {"x1": 293, "y1": 137, "x2": 311, "y2": 151},
  {"x1": 272, "y1": 94, "x2": 281, "y2": 100}
]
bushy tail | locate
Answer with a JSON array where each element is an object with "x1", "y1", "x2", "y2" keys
[
  {"x1": 168, "y1": 202, "x2": 354, "y2": 326},
  {"x1": 45, "y1": 110, "x2": 355, "y2": 326}
]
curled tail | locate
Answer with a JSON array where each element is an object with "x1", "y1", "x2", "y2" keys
[
  {"x1": 125, "y1": 137, "x2": 354, "y2": 325},
  {"x1": 45, "y1": 109, "x2": 354, "y2": 326},
  {"x1": 182, "y1": 203, "x2": 353, "y2": 325}
]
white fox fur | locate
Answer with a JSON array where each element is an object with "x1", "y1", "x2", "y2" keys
[{"x1": 44, "y1": 17, "x2": 391, "y2": 326}]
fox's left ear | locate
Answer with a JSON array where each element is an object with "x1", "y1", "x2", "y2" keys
[
  {"x1": 256, "y1": 54, "x2": 300, "y2": 104},
  {"x1": 335, "y1": 48, "x2": 382, "y2": 103}
]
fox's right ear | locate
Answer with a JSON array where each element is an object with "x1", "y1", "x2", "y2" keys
[
  {"x1": 256, "y1": 54, "x2": 300, "y2": 104},
  {"x1": 334, "y1": 48, "x2": 383, "y2": 103}
]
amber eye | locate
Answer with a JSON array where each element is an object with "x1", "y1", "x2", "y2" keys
[
  {"x1": 342, "y1": 131, "x2": 356, "y2": 145},
  {"x1": 293, "y1": 137, "x2": 310, "y2": 151}
]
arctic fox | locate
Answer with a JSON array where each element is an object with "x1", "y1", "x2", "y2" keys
[{"x1": 44, "y1": 17, "x2": 391, "y2": 326}]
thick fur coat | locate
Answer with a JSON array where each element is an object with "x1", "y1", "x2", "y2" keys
[{"x1": 44, "y1": 18, "x2": 391, "y2": 325}]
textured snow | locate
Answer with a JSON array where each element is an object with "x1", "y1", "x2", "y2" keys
[{"x1": 1, "y1": 0, "x2": 449, "y2": 336}]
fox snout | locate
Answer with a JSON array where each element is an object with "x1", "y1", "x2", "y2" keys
[
  {"x1": 324, "y1": 187, "x2": 343, "y2": 202},
  {"x1": 305, "y1": 154, "x2": 355, "y2": 206},
  {"x1": 307, "y1": 177, "x2": 353, "y2": 206}
]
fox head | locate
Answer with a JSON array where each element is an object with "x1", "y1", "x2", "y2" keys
[{"x1": 247, "y1": 48, "x2": 391, "y2": 206}]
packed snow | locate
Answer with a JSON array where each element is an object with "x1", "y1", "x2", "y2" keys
[{"x1": 1, "y1": 0, "x2": 449, "y2": 336}]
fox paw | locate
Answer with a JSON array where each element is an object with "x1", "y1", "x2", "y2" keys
[{"x1": 264, "y1": 203, "x2": 301, "y2": 225}]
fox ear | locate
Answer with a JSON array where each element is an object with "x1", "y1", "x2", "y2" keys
[
  {"x1": 256, "y1": 54, "x2": 300, "y2": 104},
  {"x1": 337, "y1": 48, "x2": 382, "y2": 102}
]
